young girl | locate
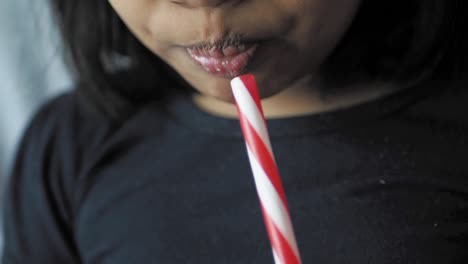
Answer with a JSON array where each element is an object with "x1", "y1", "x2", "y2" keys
[{"x1": 2, "y1": 0, "x2": 468, "y2": 263}]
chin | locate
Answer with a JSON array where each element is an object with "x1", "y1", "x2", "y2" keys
[
  {"x1": 192, "y1": 77, "x2": 238, "y2": 103},
  {"x1": 185, "y1": 67, "x2": 288, "y2": 104}
]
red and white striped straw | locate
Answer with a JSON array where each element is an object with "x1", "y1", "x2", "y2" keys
[{"x1": 231, "y1": 74, "x2": 302, "y2": 264}]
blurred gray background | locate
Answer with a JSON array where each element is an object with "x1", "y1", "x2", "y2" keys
[{"x1": 0, "y1": 0, "x2": 72, "y2": 255}]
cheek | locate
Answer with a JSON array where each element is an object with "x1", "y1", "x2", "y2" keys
[
  {"x1": 108, "y1": 0, "x2": 172, "y2": 58},
  {"x1": 108, "y1": 0, "x2": 363, "y2": 102},
  {"x1": 108, "y1": 0, "x2": 152, "y2": 30},
  {"x1": 290, "y1": 0, "x2": 361, "y2": 48},
  {"x1": 109, "y1": 0, "x2": 201, "y2": 92}
]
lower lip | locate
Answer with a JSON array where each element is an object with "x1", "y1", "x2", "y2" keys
[{"x1": 187, "y1": 45, "x2": 257, "y2": 78}]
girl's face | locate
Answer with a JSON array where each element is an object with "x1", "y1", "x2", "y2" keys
[{"x1": 109, "y1": 0, "x2": 362, "y2": 102}]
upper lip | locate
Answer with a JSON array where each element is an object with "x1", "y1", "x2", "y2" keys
[
  {"x1": 183, "y1": 34, "x2": 267, "y2": 51},
  {"x1": 187, "y1": 42, "x2": 255, "y2": 58}
]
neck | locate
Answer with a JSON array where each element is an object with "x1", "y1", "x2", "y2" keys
[{"x1": 193, "y1": 77, "x2": 400, "y2": 119}]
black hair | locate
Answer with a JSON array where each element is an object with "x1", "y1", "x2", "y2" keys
[
  {"x1": 49, "y1": 0, "x2": 467, "y2": 120},
  {"x1": 322, "y1": 1, "x2": 467, "y2": 89}
]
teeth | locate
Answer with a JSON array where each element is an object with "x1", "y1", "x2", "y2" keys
[
  {"x1": 187, "y1": 48, "x2": 196, "y2": 56},
  {"x1": 246, "y1": 45, "x2": 257, "y2": 57},
  {"x1": 222, "y1": 44, "x2": 246, "y2": 56}
]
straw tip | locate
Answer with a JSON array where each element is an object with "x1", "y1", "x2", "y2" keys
[
  {"x1": 230, "y1": 74, "x2": 255, "y2": 91},
  {"x1": 233, "y1": 74, "x2": 255, "y2": 81}
]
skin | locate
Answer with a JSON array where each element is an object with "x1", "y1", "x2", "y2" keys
[{"x1": 109, "y1": 0, "x2": 397, "y2": 118}]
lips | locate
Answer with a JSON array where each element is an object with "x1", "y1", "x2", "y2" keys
[{"x1": 187, "y1": 43, "x2": 257, "y2": 78}]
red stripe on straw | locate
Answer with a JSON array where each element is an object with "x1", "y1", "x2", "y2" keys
[
  {"x1": 232, "y1": 74, "x2": 302, "y2": 264},
  {"x1": 237, "y1": 111, "x2": 289, "y2": 210},
  {"x1": 261, "y1": 206, "x2": 301, "y2": 264},
  {"x1": 239, "y1": 75, "x2": 264, "y2": 116}
]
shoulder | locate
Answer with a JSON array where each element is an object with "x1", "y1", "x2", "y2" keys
[
  {"x1": 399, "y1": 81, "x2": 468, "y2": 126},
  {"x1": 10, "y1": 89, "x2": 129, "y2": 212},
  {"x1": 1, "y1": 90, "x2": 119, "y2": 262},
  {"x1": 21, "y1": 90, "x2": 117, "y2": 168},
  {"x1": 389, "y1": 81, "x2": 468, "y2": 172},
  {"x1": 22, "y1": 85, "x2": 179, "y2": 172},
  {"x1": 18, "y1": 86, "x2": 177, "y2": 192},
  {"x1": 29, "y1": 90, "x2": 115, "y2": 134},
  {"x1": 10, "y1": 90, "x2": 119, "y2": 205}
]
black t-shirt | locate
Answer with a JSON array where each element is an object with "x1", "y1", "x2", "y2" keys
[{"x1": 2, "y1": 83, "x2": 468, "y2": 263}]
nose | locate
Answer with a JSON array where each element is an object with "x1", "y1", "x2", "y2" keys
[{"x1": 171, "y1": 0, "x2": 242, "y2": 8}]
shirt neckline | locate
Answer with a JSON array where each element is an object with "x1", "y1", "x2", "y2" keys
[{"x1": 164, "y1": 82, "x2": 436, "y2": 138}]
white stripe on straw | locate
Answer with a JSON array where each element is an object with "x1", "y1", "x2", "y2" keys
[
  {"x1": 231, "y1": 77, "x2": 273, "y2": 155},
  {"x1": 273, "y1": 249, "x2": 284, "y2": 264},
  {"x1": 246, "y1": 145, "x2": 301, "y2": 260}
]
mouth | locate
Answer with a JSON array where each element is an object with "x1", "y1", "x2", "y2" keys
[{"x1": 186, "y1": 41, "x2": 258, "y2": 79}]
